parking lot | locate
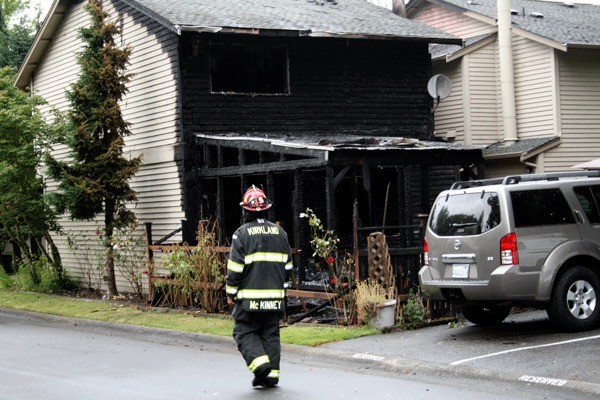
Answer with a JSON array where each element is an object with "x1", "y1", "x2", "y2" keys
[{"x1": 324, "y1": 309, "x2": 600, "y2": 388}]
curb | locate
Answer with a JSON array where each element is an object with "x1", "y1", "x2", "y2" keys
[{"x1": 2, "y1": 308, "x2": 599, "y2": 397}]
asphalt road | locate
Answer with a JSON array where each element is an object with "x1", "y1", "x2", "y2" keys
[
  {"x1": 324, "y1": 309, "x2": 600, "y2": 396},
  {"x1": 1, "y1": 309, "x2": 599, "y2": 399}
]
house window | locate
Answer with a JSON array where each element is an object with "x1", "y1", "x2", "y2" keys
[{"x1": 209, "y1": 42, "x2": 289, "y2": 95}]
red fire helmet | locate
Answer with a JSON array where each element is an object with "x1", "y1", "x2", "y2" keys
[{"x1": 240, "y1": 185, "x2": 272, "y2": 212}]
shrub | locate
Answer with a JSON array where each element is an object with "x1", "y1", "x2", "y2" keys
[
  {"x1": 354, "y1": 279, "x2": 394, "y2": 325},
  {"x1": 7, "y1": 257, "x2": 74, "y2": 292},
  {"x1": 300, "y1": 208, "x2": 356, "y2": 324},
  {"x1": 402, "y1": 289, "x2": 426, "y2": 325},
  {"x1": 159, "y1": 220, "x2": 226, "y2": 312}
]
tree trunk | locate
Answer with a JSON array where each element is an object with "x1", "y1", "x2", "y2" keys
[
  {"x1": 44, "y1": 230, "x2": 63, "y2": 275},
  {"x1": 104, "y1": 201, "x2": 119, "y2": 296}
]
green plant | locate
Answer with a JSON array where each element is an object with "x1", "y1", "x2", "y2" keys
[
  {"x1": 160, "y1": 220, "x2": 226, "y2": 312},
  {"x1": 299, "y1": 208, "x2": 354, "y2": 291},
  {"x1": 44, "y1": 0, "x2": 141, "y2": 296},
  {"x1": 7, "y1": 257, "x2": 74, "y2": 292},
  {"x1": 0, "y1": 266, "x2": 14, "y2": 288},
  {"x1": 300, "y1": 208, "x2": 356, "y2": 324},
  {"x1": 354, "y1": 279, "x2": 394, "y2": 325},
  {"x1": 66, "y1": 228, "x2": 105, "y2": 290},
  {"x1": 111, "y1": 221, "x2": 147, "y2": 300},
  {"x1": 401, "y1": 289, "x2": 426, "y2": 325}
]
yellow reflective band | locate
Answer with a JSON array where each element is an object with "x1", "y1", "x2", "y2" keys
[
  {"x1": 267, "y1": 369, "x2": 280, "y2": 378},
  {"x1": 227, "y1": 259, "x2": 244, "y2": 273},
  {"x1": 226, "y1": 285, "x2": 238, "y2": 295},
  {"x1": 285, "y1": 262, "x2": 293, "y2": 271},
  {"x1": 236, "y1": 289, "x2": 285, "y2": 299},
  {"x1": 248, "y1": 355, "x2": 270, "y2": 372},
  {"x1": 245, "y1": 252, "x2": 288, "y2": 265}
]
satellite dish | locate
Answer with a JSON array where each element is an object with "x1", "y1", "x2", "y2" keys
[
  {"x1": 427, "y1": 74, "x2": 452, "y2": 100},
  {"x1": 427, "y1": 74, "x2": 452, "y2": 114}
]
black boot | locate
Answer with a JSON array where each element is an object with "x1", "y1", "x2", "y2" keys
[
  {"x1": 265, "y1": 377, "x2": 278, "y2": 388},
  {"x1": 252, "y1": 366, "x2": 271, "y2": 388}
]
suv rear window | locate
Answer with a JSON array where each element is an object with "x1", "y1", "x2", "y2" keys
[
  {"x1": 574, "y1": 185, "x2": 600, "y2": 224},
  {"x1": 511, "y1": 189, "x2": 575, "y2": 227},
  {"x1": 429, "y1": 192, "x2": 500, "y2": 236}
]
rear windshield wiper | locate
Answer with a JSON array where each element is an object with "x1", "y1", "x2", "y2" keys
[{"x1": 451, "y1": 222, "x2": 478, "y2": 228}]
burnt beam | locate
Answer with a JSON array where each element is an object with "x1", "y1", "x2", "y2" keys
[
  {"x1": 333, "y1": 166, "x2": 351, "y2": 188},
  {"x1": 195, "y1": 136, "x2": 327, "y2": 159},
  {"x1": 195, "y1": 158, "x2": 327, "y2": 177},
  {"x1": 325, "y1": 165, "x2": 336, "y2": 231}
]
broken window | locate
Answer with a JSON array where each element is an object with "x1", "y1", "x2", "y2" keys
[{"x1": 209, "y1": 42, "x2": 289, "y2": 95}]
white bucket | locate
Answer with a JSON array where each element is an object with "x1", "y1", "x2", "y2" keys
[{"x1": 372, "y1": 299, "x2": 397, "y2": 330}]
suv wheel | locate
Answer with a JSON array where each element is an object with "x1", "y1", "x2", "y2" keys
[
  {"x1": 548, "y1": 266, "x2": 600, "y2": 332},
  {"x1": 461, "y1": 305, "x2": 512, "y2": 325}
]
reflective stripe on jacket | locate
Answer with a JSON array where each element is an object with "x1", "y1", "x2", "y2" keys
[{"x1": 226, "y1": 218, "x2": 292, "y2": 310}]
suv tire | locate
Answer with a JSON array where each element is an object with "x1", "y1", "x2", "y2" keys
[
  {"x1": 547, "y1": 266, "x2": 600, "y2": 332},
  {"x1": 461, "y1": 305, "x2": 512, "y2": 326}
]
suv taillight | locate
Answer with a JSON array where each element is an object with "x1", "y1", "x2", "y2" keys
[
  {"x1": 500, "y1": 232, "x2": 519, "y2": 265},
  {"x1": 423, "y1": 238, "x2": 429, "y2": 266}
]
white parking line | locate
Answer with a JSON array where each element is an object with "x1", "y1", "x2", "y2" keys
[{"x1": 450, "y1": 334, "x2": 600, "y2": 365}]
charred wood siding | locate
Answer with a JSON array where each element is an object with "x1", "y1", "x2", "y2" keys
[{"x1": 179, "y1": 34, "x2": 433, "y2": 139}]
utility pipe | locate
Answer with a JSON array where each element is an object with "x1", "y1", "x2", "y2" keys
[{"x1": 497, "y1": 0, "x2": 518, "y2": 145}]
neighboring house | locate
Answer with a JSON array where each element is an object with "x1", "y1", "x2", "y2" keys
[
  {"x1": 16, "y1": 0, "x2": 482, "y2": 292},
  {"x1": 407, "y1": 0, "x2": 600, "y2": 178}
]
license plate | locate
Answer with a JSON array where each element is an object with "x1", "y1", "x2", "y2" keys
[{"x1": 452, "y1": 264, "x2": 469, "y2": 279}]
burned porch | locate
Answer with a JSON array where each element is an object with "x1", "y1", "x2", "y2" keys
[{"x1": 188, "y1": 133, "x2": 483, "y2": 295}]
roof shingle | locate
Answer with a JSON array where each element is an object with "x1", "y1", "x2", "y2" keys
[
  {"x1": 418, "y1": 0, "x2": 600, "y2": 47},
  {"x1": 124, "y1": 0, "x2": 458, "y2": 41}
]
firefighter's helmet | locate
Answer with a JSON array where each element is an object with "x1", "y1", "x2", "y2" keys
[{"x1": 240, "y1": 185, "x2": 272, "y2": 212}]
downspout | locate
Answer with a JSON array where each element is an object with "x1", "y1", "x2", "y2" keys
[
  {"x1": 497, "y1": 0, "x2": 518, "y2": 145},
  {"x1": 392, "y1": 0, "x2": 406, "y2": 17}
]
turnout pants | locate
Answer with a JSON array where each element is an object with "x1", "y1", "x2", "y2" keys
[{"x1": 233, "y1": 306, "x2": 281, "y2": 380}]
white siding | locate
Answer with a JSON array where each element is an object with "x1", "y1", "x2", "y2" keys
[
  {"x1": 409, "y1": 3, "x2": 495, "y2": 39},
  {"x1": 32, "y1": 0, "x2": 184, "y2": 293},
  {"x1": 466, "y1": 40, "x2": 501, "y2": 145},
  {"x1": 432, "y1": 59, "x2": 465, "y2": 142},
  {"x1": 545, "y1": 49, "x2": 600, "y2": 171},
  {"x1": 512, "y1": 36, "x2": 556, "y2": 138},
  {"x1": 484, "y1": 159, "x2": 528, "y2": 178}
]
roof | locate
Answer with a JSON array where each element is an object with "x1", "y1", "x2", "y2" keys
[
  {"x1": 430, "y1": 33, "x2": 494, "y2": 60},
  {"x1": 572, "y1": 158, "x2": 600, "y2": 170},
  {"x1": 15, "y1": 0, "x2": 460, "y2": 88},
  {"x1": 483, "y1": 136, "x2": 561, "y2": 159},
  {"x1": 124, "y1": 0, "x2": 459, "y2": 41},
  {"x1": 196, "y1": 132, "x2": 483, "y2": 153},
  {"x1": 408, "y1": 0, "x2": 600, "y2": 49}
]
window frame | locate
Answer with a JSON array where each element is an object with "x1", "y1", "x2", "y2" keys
[{"x1": 208, "y1": 41, "x2": 291, "y2": 96}]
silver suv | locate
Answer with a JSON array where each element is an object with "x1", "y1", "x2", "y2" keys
[{"x1": 419, "y1": 171, "x2": 600, "y2": 332}]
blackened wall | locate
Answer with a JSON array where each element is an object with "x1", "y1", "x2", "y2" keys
[{"x1": 179, "y1": 33, "x2": 433, "y2": 139}]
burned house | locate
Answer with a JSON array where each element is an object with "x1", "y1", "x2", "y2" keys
[{"x1": 17, "y1": 0, "x2": 482, "y2": 292}]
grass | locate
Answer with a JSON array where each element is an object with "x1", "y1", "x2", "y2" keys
[{"x1": 0, "y1": 288, "x2": 379, "y2": 346}]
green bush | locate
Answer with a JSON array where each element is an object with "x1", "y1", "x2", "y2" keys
[
  {"x1": 402, "y1": 289, "x2": 426, "y2": 325},
  {"x1": 0, "y1": 267, "x2": 14, "y2": 288},
  {"x1": 6, "y1": 258, "x2": 74, "y2": 292}
]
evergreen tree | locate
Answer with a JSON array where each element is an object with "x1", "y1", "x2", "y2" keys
[{"x1": 46, "y1": 0, "x2": 140, "y2": 295}]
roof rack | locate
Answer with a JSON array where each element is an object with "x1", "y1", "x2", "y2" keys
[
  {"x1": 451, "y1": 170, "x2": 600, "y2": 189},
  {"x1": 451, "y1": 178, "x2": 504, "y2": 189},
  {"x1": 502, "y1": 170, "x2": 600, "y2": 184}
]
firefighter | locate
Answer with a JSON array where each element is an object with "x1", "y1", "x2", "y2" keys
[{"x1": 226, "y1": 185, "x2": 293, "y2": 388}]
